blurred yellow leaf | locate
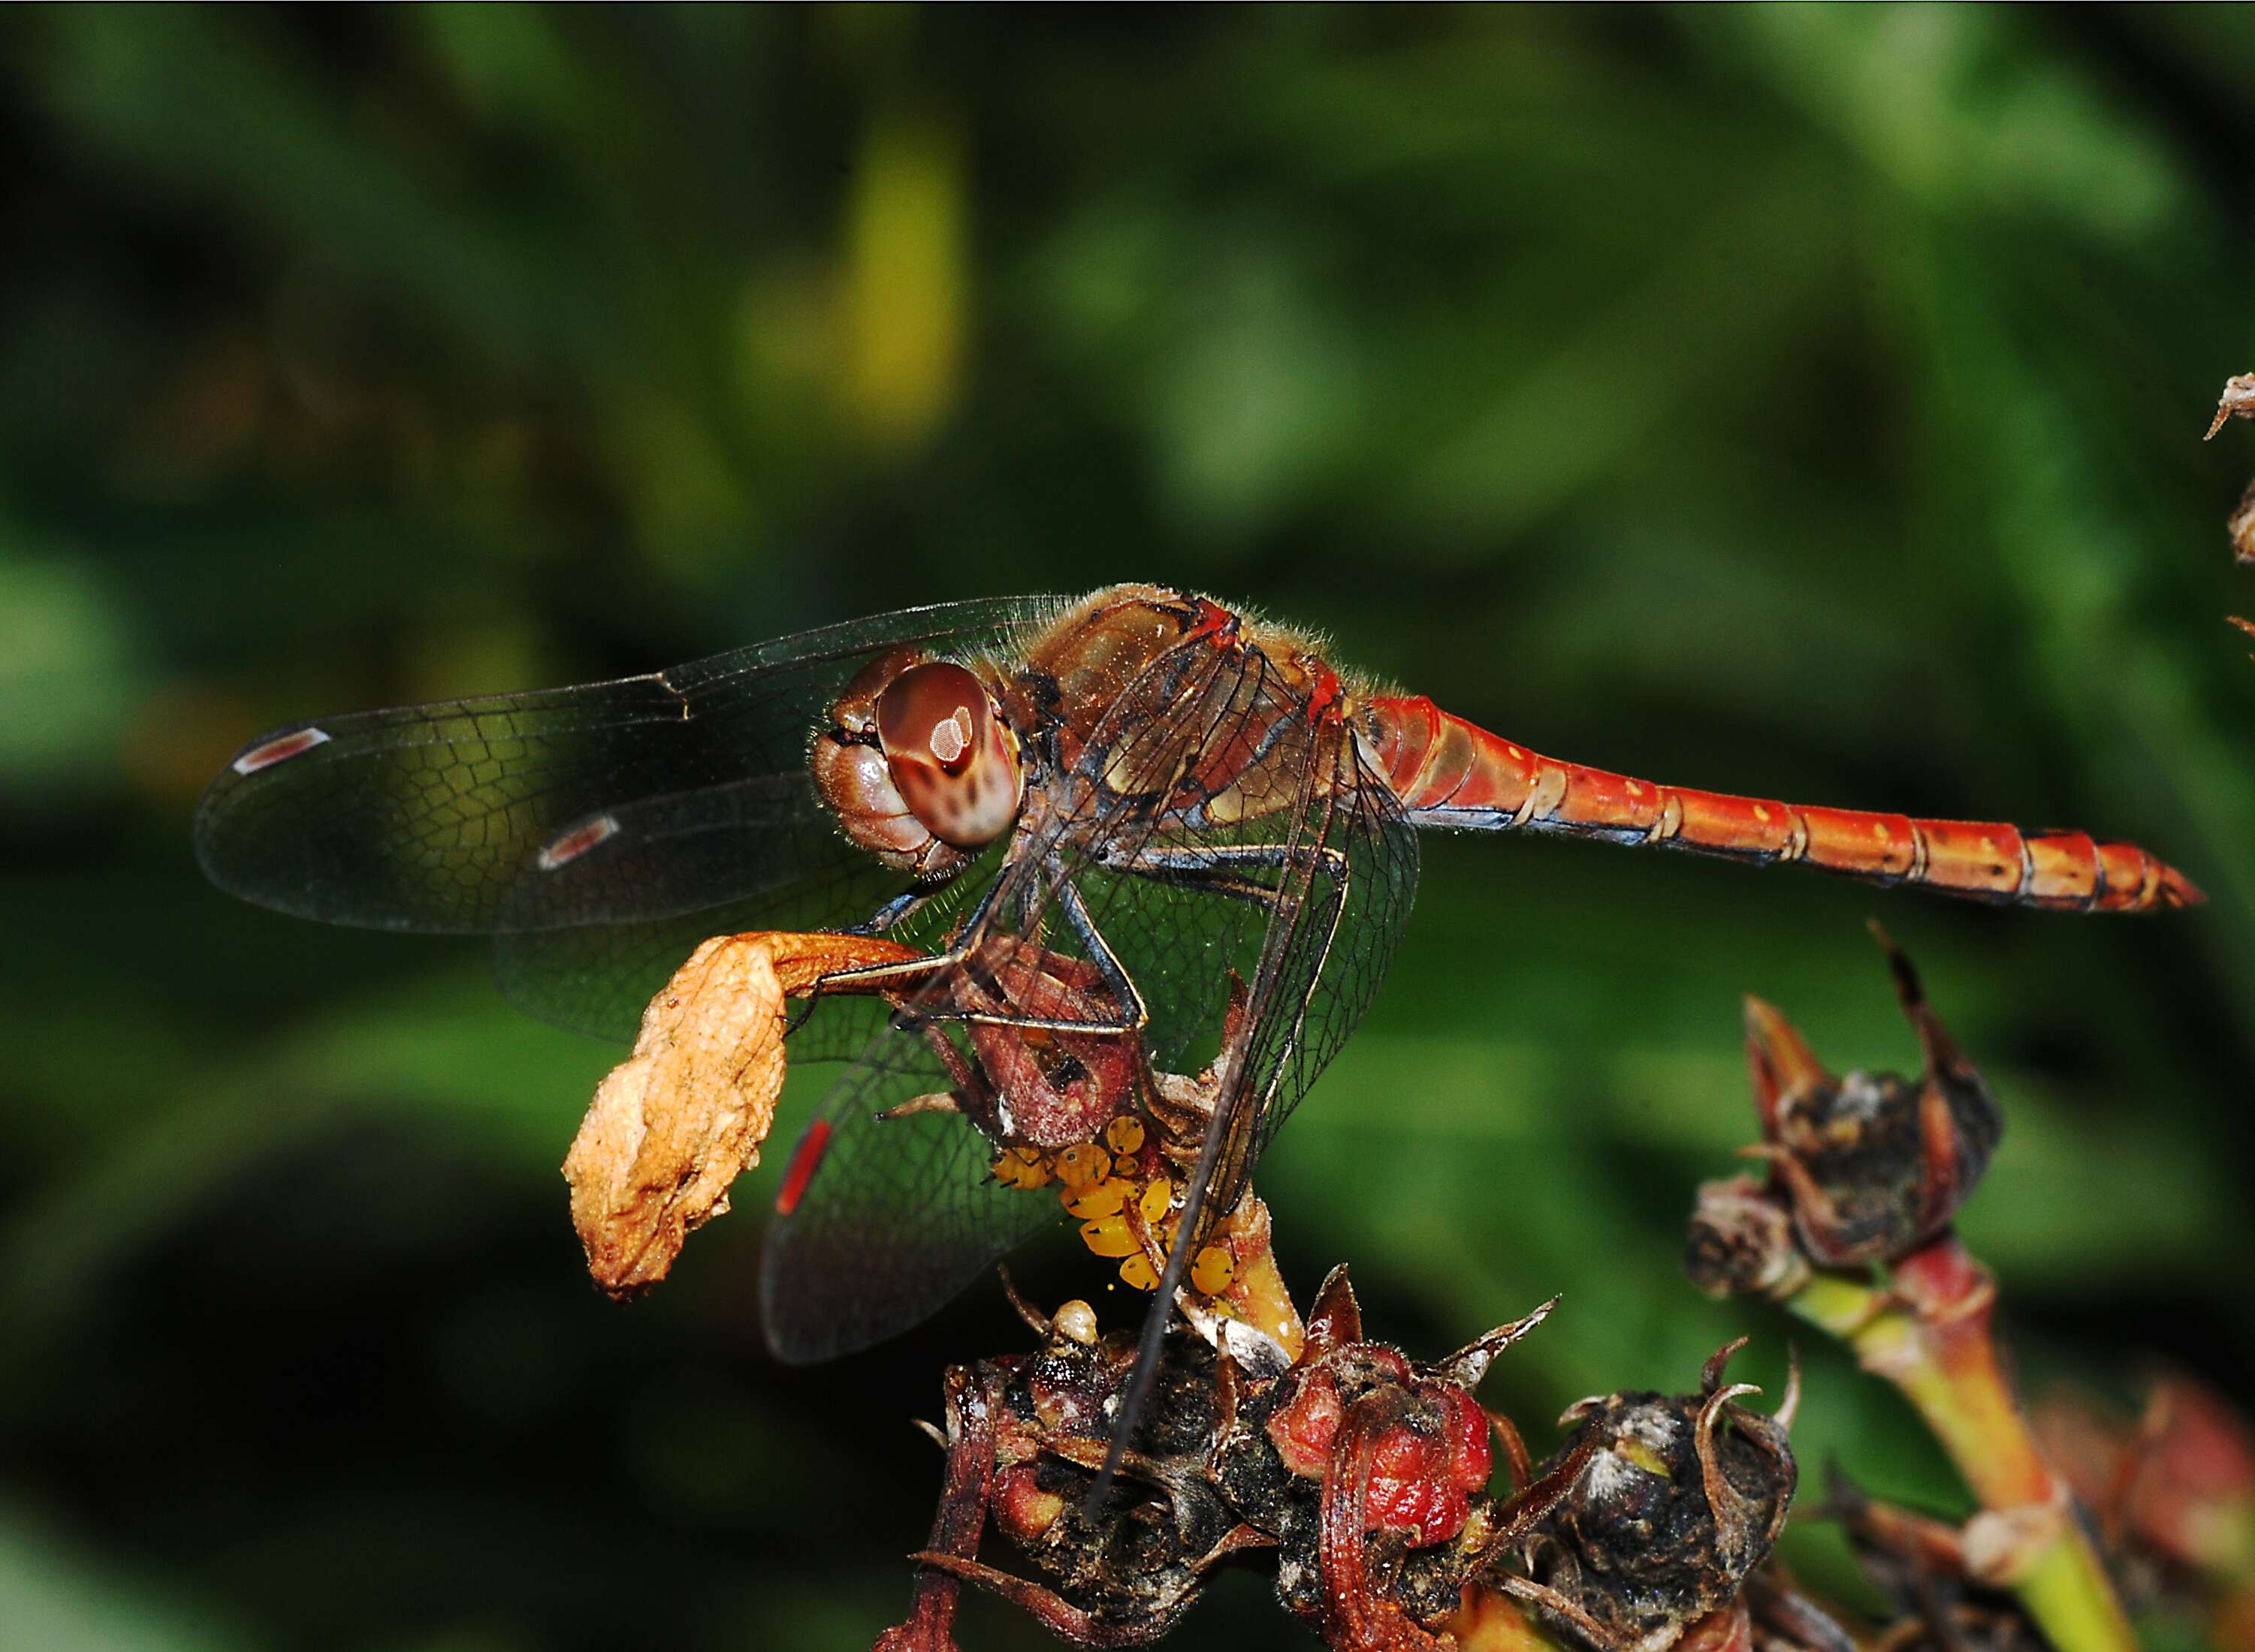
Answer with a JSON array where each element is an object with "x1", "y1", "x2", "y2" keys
[{"x1": 838, "y1": 106, "x2": 967, "y2": 450}]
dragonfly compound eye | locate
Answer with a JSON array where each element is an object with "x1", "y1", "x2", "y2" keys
[{"x1": 877, "y1": 662, "x2": 1024, "y2": 849}]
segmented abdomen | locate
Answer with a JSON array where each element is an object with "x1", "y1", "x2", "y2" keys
[{"x1": 1360, "y1": 696, "x2": 2201, "y2": 913}]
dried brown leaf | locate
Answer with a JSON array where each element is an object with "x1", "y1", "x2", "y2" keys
[
  {"x1": 2231, "y1": 480, "x2": 2255, "y2": 566},
  {"x1": 563, "y1": 930, "x2": 923, "y2": 1298}
]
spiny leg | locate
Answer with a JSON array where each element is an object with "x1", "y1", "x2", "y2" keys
[
  {"x1": 1101, "y1": 841, "x2": 1350, "y2": 909},
  {"x1": 805, "y1": 869, "x2": 1148, "y2": 1038}
]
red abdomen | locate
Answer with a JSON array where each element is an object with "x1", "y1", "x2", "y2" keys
[{"x1": 1359, "y1": 695, "x2": 2200, "y2": 914}]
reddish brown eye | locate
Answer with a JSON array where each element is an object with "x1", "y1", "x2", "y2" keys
[
  {"x1": 877, "y1": 663, "x2": 986, "y2": 772},
  {"x1": 876, "y1": 662, "x2": 1024, "y2": 848}
]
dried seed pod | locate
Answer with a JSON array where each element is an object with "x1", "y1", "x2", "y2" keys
[
  {"x1": 1519, "y1": 1342, "x2": 1798, "y2": 1652},
  {"x1": 878, "y1": 1279, "x2": 1812, "y2": 1652},
  {"x1": 1683, "y1": 1174, "x2": 1809, "y2": 1301},
  {"x1": 1739, "y1": 928, "x2": 2000, "y2": 1267}
]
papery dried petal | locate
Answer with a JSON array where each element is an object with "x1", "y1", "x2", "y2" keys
[{"x1": 563, "y1": 931, "x2": 922, "y2": 1297}]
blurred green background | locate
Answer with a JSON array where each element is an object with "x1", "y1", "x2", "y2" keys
[{"x1": 3, "y1": 7, "x2": 2252, "y2": 1650}]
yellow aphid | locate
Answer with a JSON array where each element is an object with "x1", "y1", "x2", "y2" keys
[
  {"x1": 1617, "y1": 1437, "x2": 1674, "y2": 1478},
  {"x1": 1191, "y1": 1245, "x2": 1235, "y2": 1295},
  {"x1": 1117, "y1": 1255, "x2": 1158, "y2": 1291},
  {"x1": 992, "y1": 1146, "x2": 1052, "y2": 1190},
  {"x1": 1054, "y1": 1143, "x2": 1113, "y2": 1192},
  {"x1": 1064, "y1": 1178, "x2": 1130, "y2": 1219},
  {"x1": 1137, "y1": 1177, "x2": 1175, "y2": 1227},
  {"x1": 1103, "y1": 1115, "x2": 1146, "y2": 1155},
  {"x1": 1079, "y1": 1217, "x2": 1140, "y2": 1259}
]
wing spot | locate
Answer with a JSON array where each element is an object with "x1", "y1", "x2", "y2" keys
[
  {"x1": 232, "y1": 726, "x2": 331, "y2": 775},
  {"x1": 539, "y1": 813, "x2": 621, "y2": 871}
]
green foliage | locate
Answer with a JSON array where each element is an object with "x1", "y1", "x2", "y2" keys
[{"x1": 1, "y1": 8, "x2": 2249, "y2": 1649}]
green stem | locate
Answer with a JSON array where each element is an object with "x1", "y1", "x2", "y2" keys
[{"x1": 1785, "y1": 1240, "x2": 2138, "y2": 1652}]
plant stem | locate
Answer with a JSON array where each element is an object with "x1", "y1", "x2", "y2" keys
[
  {"x1": 1448, "y1": 1588, "x2": 1578, "y2": 1652},
  {"x1": 1786, "y1": 1237, "x2": 2138, "y2": 1652}
]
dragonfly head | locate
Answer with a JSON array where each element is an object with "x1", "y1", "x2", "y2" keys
[{"x1": 876, "y1": 661, "x2": 1025, "y2": 850}]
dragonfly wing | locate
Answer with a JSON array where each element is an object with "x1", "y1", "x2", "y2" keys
[
  {"x1": 485, "y1": 774, "x2": 895, "y2": 1039},
  {"x1": 1219, "y1": 724, "x2": 1420, "y2": 1204},
  {"x1": 759, "y1": 1016, "x2": 1064, "y2": 1365},
  {"x1": 195, "y1": 597, "x2": 1056, "y2": 934},
  {"x1": 491, "y1": 791, "x2": 1009, "y2": 1043}
]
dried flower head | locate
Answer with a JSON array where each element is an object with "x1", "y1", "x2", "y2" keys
[
  {"x1": 1737, "y1": 926, "x2": 2000, "y2": 1269},
  {"x1": 877, "y1": 1266, "x2": 1577, "y2": 1652},
  {"x1": 1519, "y1": 1341, "x2": 1799, "y2": 1652},
  {"x1": 2212, "y1": 374, "x2": 2255, "y2": 565},
  {"x1": 2206, "y1": 374, "x2": 2255, "y2": 441}
]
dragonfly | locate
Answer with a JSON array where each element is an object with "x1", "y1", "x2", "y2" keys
[{"x1": 196, "y1": 583, "x2": 2200, "y2": 1390}]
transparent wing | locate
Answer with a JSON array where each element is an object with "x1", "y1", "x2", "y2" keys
[
  {"x1": 195, "y1": 596, "x2": 1057, "y2": 934},
  {"x1": 1210, "y1": 720, "x2": 1420, "y2": 1210},
  {"x1": 488, "y1": 775, "x2": 893, "y2": 1040},
  {"x1": 491, "y1": 801, "x2": 1004, "y2": 1046},
  {"x1": 1048, "y1": 640, "x2": 1421, "y2": 1228},
  {"x1": 759, "y1": 1010, "x2": 1067, "y2": 1366}
]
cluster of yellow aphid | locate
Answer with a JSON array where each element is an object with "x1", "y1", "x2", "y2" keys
[{"x1": 991, "y1": 1114, "x2": 1236, "y2": 1297}]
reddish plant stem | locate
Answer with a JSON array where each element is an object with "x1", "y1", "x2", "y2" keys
[{"x1": 1789, "y1": 1235, "x2": 2138, "y2": 1652}]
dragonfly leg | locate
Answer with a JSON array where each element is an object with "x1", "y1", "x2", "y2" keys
[
  {"x1": 796, "y1": 869, "x2": 1015, "y2": 1012},
  {"x1": 1049, "y1": 873, "x2": 1149, "y2": 1034},
  {"x1": 847, "y1": 886, "x2": 940, "y2": 937},
  {"x1": 1101, "y1": 842, "x2": 1349, "y2": 909},
  {"x1": 900, "y1": 1016, "x2": 1010, "y2": 1139},
  {"x1": 886, "y1": 872, "x2": 1149, "y2": 1040},
  {"x1": 1084, "y1": 824, "x2": 1361, "y2": 1515}
]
